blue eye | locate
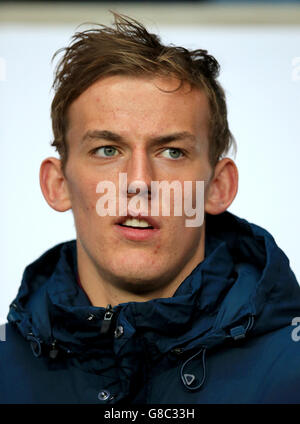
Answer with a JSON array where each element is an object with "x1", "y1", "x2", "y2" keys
[
  {"x1": 95, "y1": 146, "x2": 118, "y2": 157},
  {"x1": 161, "y1": 148, "x2": 183, "y2": 159}
]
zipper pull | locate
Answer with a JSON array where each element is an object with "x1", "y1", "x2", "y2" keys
[{"x1": 100, "y1": 304, "x2": 114, "y2": 334}]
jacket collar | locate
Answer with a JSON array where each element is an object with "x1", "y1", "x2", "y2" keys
[{"x1": 8, "y1": 211, "x2": 300, "y2": 357}]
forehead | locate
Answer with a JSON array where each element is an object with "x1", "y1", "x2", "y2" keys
[{"x1": 67, "y1": 74, "x2": 210, "y2": 144}]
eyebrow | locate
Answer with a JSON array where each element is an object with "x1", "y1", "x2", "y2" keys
[{"x1": 81, "y1": 129, "x2": 197, "y2": 147}]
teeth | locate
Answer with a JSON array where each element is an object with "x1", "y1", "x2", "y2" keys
[{"x1": 122, "y1": 218, "x2": 152, "y2": 228}]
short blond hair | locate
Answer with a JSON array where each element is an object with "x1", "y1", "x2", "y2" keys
[{"x1": 51, "y1": 12, "x2": 235, "y2": 169}]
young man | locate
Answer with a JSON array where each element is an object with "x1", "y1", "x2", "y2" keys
[{"x1": 1, "y1": 13, "x2": 300, "y2": 404}]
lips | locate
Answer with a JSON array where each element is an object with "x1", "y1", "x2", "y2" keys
[{"x1": 115, "y1": 213, "x2": 160, "y2": 229}]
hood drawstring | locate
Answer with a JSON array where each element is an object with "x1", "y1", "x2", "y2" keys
[
  {"x1": 179, "y1": 315, "x2": 255, "y2": 392},
  {"x1": 180, "y1": 347, "x2": 207, "y2": 391},
  {"x1": 228, "y1": 315, "x2": 255, "y2": 341},
  {"x1": 27, "y1": 334, "x2": 42, "y2": 358},
  {"x1": 27, "y1": 333, "x2": 61, "y2": 360},
  {"x1": 247, "y1": 315, "x2": 255, "y2": 331}
]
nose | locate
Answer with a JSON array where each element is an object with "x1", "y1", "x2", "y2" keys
[{"x1": 126, "y1": 148, "x2": 155, "y2": 198}]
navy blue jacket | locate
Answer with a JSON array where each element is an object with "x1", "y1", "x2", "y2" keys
[{"x1": 1, "y1": 211, "x2": 300, "y2": 404}]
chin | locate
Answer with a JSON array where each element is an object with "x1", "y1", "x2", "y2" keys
[
  {"x1": 108, "y1": 262, "x2": 169, "y2": 294},
  {"x1": 114, "y1": 275, "x2": 169, "y2": 295},
  {"x1": 117, "y1": 279, "x2": 162, "y2": 295},
  {"x1": 111, "y1": 251, "x2": 163, "y2": 272}
]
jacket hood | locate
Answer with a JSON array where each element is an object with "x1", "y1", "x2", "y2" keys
[{"x1": 7, "y1": 211, "x2": 300, "y2": 374}]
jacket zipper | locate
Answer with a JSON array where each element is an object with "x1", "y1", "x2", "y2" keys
[{"x1": 100, "y1": 304, "x2": 114, "y2": 334}]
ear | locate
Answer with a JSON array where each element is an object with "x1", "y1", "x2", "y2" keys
[
  {"x1": 39, "y1": 157, "x2": 72, "y2": 212},
  {"x1": 205, "y1": 158, "x2": 238, "y2": 215}
]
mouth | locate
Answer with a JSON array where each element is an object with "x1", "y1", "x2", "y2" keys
[
  {"x1": 115, "y1": 214, "x2": 160, "y2": 229},
  {"x1": 114, "y1": 214, "x2": 160, "y2": 241}
]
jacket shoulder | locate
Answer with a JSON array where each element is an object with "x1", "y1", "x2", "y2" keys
[
  {"x1": 0, "y1": 323, "x2": 48, "y2": 403},
  {"x1": 254, "y1": 324, "x2": 300, "y2": 403}
]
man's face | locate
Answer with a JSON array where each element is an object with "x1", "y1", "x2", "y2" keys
[{"x1": 64, "y1": 75, "x2": 213, "y2": 294}]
